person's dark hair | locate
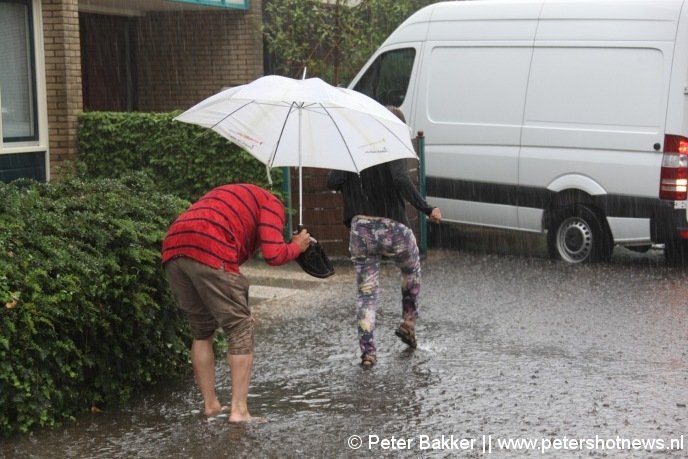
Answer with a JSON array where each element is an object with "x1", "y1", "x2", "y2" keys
[{"x1": 386, "y1": 106, "x2": 406, "y2": 124}]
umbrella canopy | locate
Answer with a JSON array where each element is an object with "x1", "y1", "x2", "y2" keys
[{"x1": 175, "y1": 74, "x2": 418, "y2": 223}]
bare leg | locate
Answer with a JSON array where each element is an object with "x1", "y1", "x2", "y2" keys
[
  {"x1": 228, "y1": 353, "x2": 253, "y2": 422},
  {"x1": 190, "y1": 336, "x2": 224, "y2": 416}
]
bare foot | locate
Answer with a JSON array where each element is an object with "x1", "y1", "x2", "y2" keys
[
  {"x1": 229, "y1": 415, "x2": 267, "y2": 424},
  {"x1": 204, "y1": 405, "x2": 229, "y2": 418}
]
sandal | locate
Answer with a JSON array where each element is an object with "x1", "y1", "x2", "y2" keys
[
  {"x1": 361, "y1": 352, "x2": 377, "y2": 368},
  {"x1": 395, "y1": 322, "x2": 417, "y2": 348}
]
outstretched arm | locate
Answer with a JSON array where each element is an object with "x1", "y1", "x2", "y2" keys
[
  {"x1": 388, "y1": 159, "x2": 435, "y2": 216},
  {"x1": 388, "y1": 159, "x2": 442, "y2": 223},
  {"x1": 257, "y1": 200, "x2": 310, "y2": 266}
]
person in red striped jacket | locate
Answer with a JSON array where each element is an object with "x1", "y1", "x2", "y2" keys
[{"x1": 162, "y1": 183, "x2": 311, "y2": 423}]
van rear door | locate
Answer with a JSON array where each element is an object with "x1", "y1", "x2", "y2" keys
[{"x1": 519, "y1": 0, "x2": 676, "y2": 240}]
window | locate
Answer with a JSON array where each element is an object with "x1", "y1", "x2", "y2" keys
[
  {"x1": 170, "y1": 0, "x2": 248, "y2": 10},
  {"x1": 353, "y1": 48, "x2": 415, "y2": 107},
  {"x1": 0, "y1": 0, "x2": 37, "y2": 143}
]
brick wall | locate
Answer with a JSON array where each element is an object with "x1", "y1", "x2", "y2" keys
[
  {"x1": 135, "y1": 0, "x2": 264, "y2": 111},
  {"x1": 42, "y1": 0, "x2": 83, "y2": 177}
]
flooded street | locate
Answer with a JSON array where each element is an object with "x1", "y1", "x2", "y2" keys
[{"x1": 2, "y1": 234, "x2": 687, "y2": 458}]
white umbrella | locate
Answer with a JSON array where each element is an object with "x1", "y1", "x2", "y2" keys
[{"x1": 175, "y1": 74, "x2": 417, "y2": 225}]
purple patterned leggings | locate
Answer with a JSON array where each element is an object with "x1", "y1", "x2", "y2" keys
[{"x1": 349, "y1": 215, "x2": 421, "y2": 355}]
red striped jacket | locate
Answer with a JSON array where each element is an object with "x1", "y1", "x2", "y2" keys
[{"x1": 161, "y1": 183, "x2": 300, "y2": 272}]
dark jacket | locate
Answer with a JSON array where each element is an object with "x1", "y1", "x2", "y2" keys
[{"x1": 327, "y1": 159, "x2": 434, "y2": 228}]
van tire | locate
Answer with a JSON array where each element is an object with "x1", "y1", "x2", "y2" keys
[{"x1": 547, "y1": 205, "x2": 613, "y2": 263}]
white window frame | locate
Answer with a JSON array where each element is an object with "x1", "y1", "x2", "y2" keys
[{"x1": 0, "y1": 0, "x2": 49, "y2": 180}]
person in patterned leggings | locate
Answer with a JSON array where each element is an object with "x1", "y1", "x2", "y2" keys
[{"x1": 327, "y1": 107, "x2": 442, "y2": 367}]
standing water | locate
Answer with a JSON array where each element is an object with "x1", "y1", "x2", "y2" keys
[{"x1": 2, "y1": 240, "x2": 687, "y2": 458}]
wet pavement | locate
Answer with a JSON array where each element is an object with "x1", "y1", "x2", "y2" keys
[{"x1": 2, "y1": 232, "x2": 687, "y2": 458}]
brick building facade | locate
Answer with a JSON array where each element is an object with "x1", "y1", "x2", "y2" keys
[{"x1": 1, "y1": 0, "x2": 263, "y2": 181}]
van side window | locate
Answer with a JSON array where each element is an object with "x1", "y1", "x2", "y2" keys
[{"x1": 353, "y1": 48, "x2": 415, "y2": 107}]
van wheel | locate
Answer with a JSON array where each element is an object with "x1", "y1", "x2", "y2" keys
[{"x1": 547, "y1": 205, "x2": 612, "y2": 263}]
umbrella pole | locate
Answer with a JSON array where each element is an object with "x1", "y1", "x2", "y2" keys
[{"x1": 299, "y1": 106, "x2": 303, "y2": 227}]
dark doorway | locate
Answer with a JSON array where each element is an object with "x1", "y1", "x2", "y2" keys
[{"x1": 79, "y1": 13, "x2": 137, "y2": 111}]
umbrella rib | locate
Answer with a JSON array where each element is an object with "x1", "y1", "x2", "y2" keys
[
  {"x1": 207, "y1": 99, "x2": 256, "y2": 131},
  {"x1": 369, "y1": 116, "x2": 416, "y2": 156},
  {"x1": 268, "y1": 102, "x2": 299, "y2": 168},
  {"x1": 312, "y1": 103, "x2": 416, "y2": 160},
  {"x1": 207, "y1": 100, "x2": 291, "y2": 132},
  {"x1": 319, "y1": 103, "x2": 360, "y2": 174}
]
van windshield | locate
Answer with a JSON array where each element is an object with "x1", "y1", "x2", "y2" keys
[{"x1": 352, "y1": 48, "x2": 415, "y2": 107}]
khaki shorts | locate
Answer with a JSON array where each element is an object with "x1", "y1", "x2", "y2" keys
[{"x1": 164, "y1": 257, "x2": 254, "y2": 354}]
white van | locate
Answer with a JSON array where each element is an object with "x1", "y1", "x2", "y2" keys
[{"x1": 349, "y1": 0, "x2": 688, "y2": 264}]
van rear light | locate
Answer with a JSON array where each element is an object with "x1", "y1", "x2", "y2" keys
[{"x1": 660, "y1": 135, "x2": 688, "y2": 200}]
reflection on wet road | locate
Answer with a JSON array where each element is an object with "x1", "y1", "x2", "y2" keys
[{"x1": 2, "y1": 242, "x2": 687, "y2": 458}]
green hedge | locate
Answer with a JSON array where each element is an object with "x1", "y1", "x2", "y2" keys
[
  {"x1": 0, "y1": 111, "x2": 285, "y2": 437},
  {"x1": 78, "y1": 111, "x2": 283, "y2": 202},
  {"x1": 0, "y1": 173, "x2": 191, "y2": 437}
]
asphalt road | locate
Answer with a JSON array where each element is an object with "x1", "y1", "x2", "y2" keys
[{"x1": 2, "y1": 237, "x2": 687, "y2": 458}]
